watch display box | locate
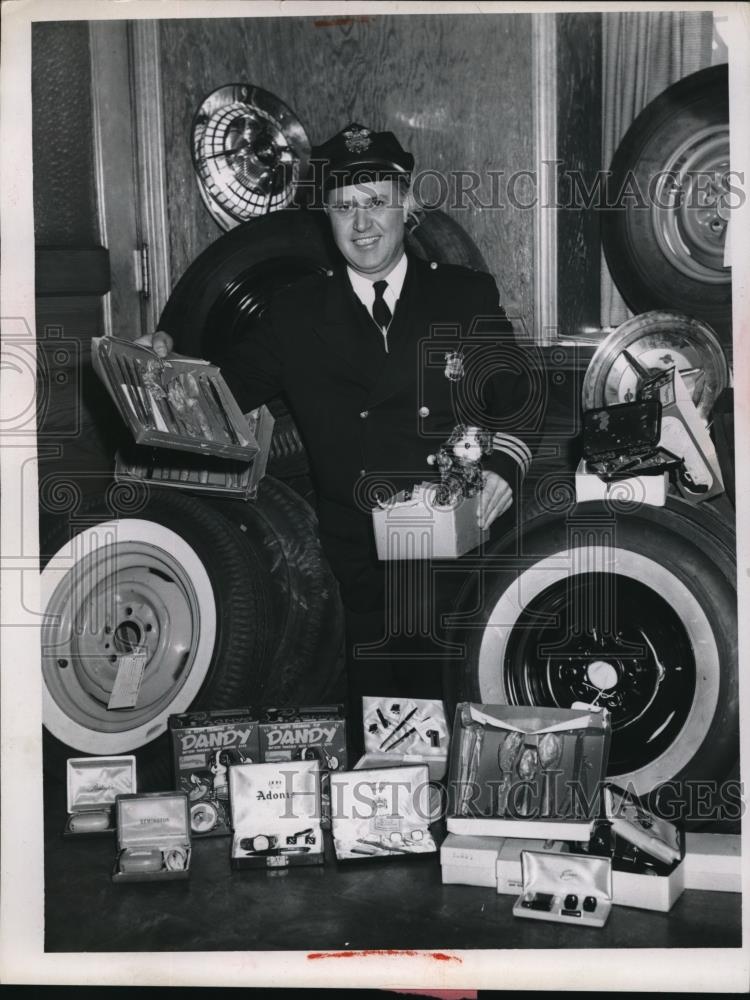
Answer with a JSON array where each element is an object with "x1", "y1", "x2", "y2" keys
[
  {"x1": 169, "y1": 708, "x2": 260, "y2": 837},
  {"x1": 512, "y1": 850, "x2": 613, "y2": 928},
  {"x1": 64, "y1": 756, "x2": 136, "y2": 837},
  {"x1": 113, "y1": 791, "x2": 191, "y2": 882},
  {"x1": 446, "y1": 704, "x2": 610, "y2": 841},
  {"x1": 330, "y1": 764, "x2": 437, "y2": 862},
  {"x1": 371, "y1": 485, "x2": 487, "y2": 560},
  {"x1": 229, "y1": 760, "x2": 324, "y2": 870}
]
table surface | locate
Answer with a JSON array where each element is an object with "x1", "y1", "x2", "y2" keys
[{"x1": 44, "y1": 783, "x2": 741, "y2": 954}]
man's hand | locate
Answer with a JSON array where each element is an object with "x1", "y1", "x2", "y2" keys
[
  {"x1": 477, "y1": 471, "x2": 513, "y2": 529},
  {"x1": 133, "y1": 330, "x2": 174, "y2": 358}
]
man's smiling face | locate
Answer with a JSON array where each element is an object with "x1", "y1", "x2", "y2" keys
[{"x1": 325, "y1": 178, "x2": 409, "y2": 281}]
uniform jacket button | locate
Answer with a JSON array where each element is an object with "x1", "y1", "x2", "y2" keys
[
  {"x1": 419, "y1": 406, "x2": 430, "y2": 417},
  {"x1": 430, "y1": 261, "x2": 438, "y2": 270},
  {"x1": 360, "y1": 410, "x2": 369, "y2": 419}
]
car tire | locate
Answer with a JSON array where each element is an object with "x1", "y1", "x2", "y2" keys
[
  {"x1": 40, "y1": 485, "x2": 273, "y2": 788},
  {"x1": 446, "y1": 495, "x2": 738, "y2": 820}
]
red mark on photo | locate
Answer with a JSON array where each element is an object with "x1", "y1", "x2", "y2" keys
[{"x1": 306, "y1": 949, "x2": 461, "y2": 963}]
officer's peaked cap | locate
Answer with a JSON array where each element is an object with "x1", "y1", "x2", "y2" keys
[{"x1": 313, "y1": 122, "x2": 414, "y2": 191}]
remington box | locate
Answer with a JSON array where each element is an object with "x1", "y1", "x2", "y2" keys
[
  {"x1": 64, "y1": 756, "x2": 137, "y2": 837},
  {"x1": 258, "y1": 705, "x2": 347, "y2": 827},
  {"x1": 113, "y1": 791, "x2": 191, "y2": 882},
  {"x1": 229, "y1": 760, "x2": 324, "y2": 870},
  {"x1": 330, "y1": 765, "x2": 437, "y2": 862},
  {"x1": 169, "y1": 708, "x2": 259, "y2": 837},
  {"x1": 447, "y1": 703, "x2": 610, "y2": 842}
]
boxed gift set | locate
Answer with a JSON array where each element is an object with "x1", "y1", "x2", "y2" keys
[
  {"x1": 572, "y1": 785, "x2": 685, "y2": 912},
  {"x1": 113, "y1": 791, "x2": 191, "y2": 882},
  {"x1": 447, "y1": 703, "x2": 610, "y2": 841},
  {"x1": 330, "y1": 764, "x2": 437, "y2": 862},
  {"x1": 64, "y1": 755, "x2": 137, "y2": 837},
  {"x1": 512, "y1": 850, "x2": 613, "y2": 928},
  {"x1": 355, "y1": 697, "x2": 449, "y2": 821},
  {"x1": 170, "y1": 708, "x2": 259, "y2": 836},
  {"x1": 229, "y1": 760, "x2": 324, "y2": 869}
]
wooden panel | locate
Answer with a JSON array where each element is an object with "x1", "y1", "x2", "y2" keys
[
  {"x1": 556, "y1": 12, "x2": 602, "y2": 339},
  {"x1": 32, "y1": 22, "x2": 99, "y2": 246},
  {"x1": 158, "y1": 13, "x2": 534, "y2": 333},
  {"x1": 35, "y1": 247, "x2": 110, "y2": 297}
]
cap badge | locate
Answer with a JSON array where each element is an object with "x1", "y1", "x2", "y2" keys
[
  {"x1": 343, "y1": 125, "x2": 373, "y2": 153},
  {"x1": 444, "y1": 351, "x2": 465, "y2": 382}
]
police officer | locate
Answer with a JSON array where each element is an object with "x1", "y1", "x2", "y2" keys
[{"x1": 138, "y1": 123, "x2": 534, "y2": 754}]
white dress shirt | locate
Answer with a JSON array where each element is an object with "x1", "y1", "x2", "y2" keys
[{"x1": 347, "y1": 253, "x2": 408, "y2": 351}]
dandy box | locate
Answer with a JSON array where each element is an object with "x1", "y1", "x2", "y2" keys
[
  {"x1": 169, "y1": 708, "x2": 259, "y2": 837},
  {"x1": 372, "y1": 484, "x2": 488, "y2": 560},
  {"x1": 258, "y1": 705, "x2": 346, "y2": 826},
  {"x1": 113, "y1": 791, "x2": 191, "y2": 882},
  {"x1": 330, "y1": 765, "x2": 437, "y2": 862},
  {"x1": 229, "y1": 760, "x2": 324, "y2": 870},
  {"x1": 64, "y1": 756, "x2": 136, "y2": 837},
  {"x1": 447, "y1": 703, "x2": 610, "y2": 841}
]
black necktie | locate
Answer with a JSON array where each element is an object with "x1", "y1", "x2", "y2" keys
[{"x1": 372, "y1": 280, "x2": 392, "y2": 332}]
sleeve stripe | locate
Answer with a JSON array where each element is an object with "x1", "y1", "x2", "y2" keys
[{"x1": 492, "y1": 433, "x2": 532, "y2": 474}]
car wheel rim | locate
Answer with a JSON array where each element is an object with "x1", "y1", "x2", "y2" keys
[
  {"x1": 477, "y1": 546, "x2": 719, "y2": 795},
  {"x1": 42, "y1": 519, "x2": 217, "y2": 753},
  {"x1": 650, "y1": 126, "x2": 731, "y2": 284},
  {"x1": 503, "y1": 573, "x2": 696, "y2": 775}
]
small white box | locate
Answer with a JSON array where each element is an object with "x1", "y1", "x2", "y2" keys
[
  {"x1": 440, "y1": 834, "x2": 505, "y2": 887},
  {"x1": 684, "y1": 833, "x2": 741, "y2": 892},
  {"x1": 612, "y1": 861, "x2": 685, "y2": 912},
  {"x1": 575, "y1": 458, "x2": 668, "y2": 506},
  {"x1": 496, "y1": 838, "x2": 569, "y2": 894},
  {"x1": 372, "y1": 486, "x2": 487, "y2": 560}
]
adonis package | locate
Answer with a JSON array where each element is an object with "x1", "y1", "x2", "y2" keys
[{"x1": 229, "y1": 760, "x2": 324, "y2": 870}]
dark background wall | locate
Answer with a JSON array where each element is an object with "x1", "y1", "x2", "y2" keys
[{"x1": 158, "y1": 13, "x2": 536, "y2": 333}]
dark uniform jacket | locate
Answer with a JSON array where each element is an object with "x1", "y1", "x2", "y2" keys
[{"x1": 216, "y1": 255, "x2": 535, "y2": 610}]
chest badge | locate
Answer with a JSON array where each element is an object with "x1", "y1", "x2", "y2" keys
[{"x1": 444, "y1": 351, "x2": 465, "y2": 382}]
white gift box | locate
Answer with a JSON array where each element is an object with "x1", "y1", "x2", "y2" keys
[
  {"x1": 575, "y1": 458, "x2": 668, "y2": 506},
  {"x1": 372, "y1": 484, "x2": 487, "y2": 560},
  {"x1": 440, "y1": 834, "x2": 505, "y2": 887},
  {"x1": 611, "y1": 862, "x2": 685, "y2": 912},
  {"x1": 683, "y1": 833, "x2": 741, "y2": 892}
]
